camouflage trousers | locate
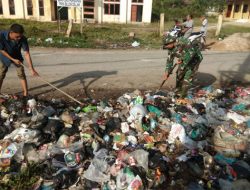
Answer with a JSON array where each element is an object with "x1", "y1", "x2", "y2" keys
[{"x1": 176, "y1": 57, "x2": 201, "y2": 97}]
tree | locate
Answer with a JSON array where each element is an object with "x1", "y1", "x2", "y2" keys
[
  {"x1": 152, "y1": 0, "x2": 227, "y2": 21},
  {"x1": 152, "y1": 0, "x2": 189, "y2": 21}
]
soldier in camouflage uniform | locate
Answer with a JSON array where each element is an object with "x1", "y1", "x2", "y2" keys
[{"x1": 163, "y1": 35, "x2": 203, "y2": 97}]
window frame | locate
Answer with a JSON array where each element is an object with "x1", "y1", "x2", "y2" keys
[
  {"x1": 132, "y1": 0, "x2": 143, "y2": 3},
  {"x1": 39, "y1": 0, "x2": 44, "y2": 16},
  {"x1": 104, "y1": 0, "x2": 120, "y2": 15},
  {"x1": 243, "y1": 4, "x2": 248, "y2": 13},
  {"x1": 234, "y1": 4, "x2": 240, "y2": 13},
  {"x1": 27, "y1": 0, "x2": 33, "y2": 16},
  {"x1": 0, "y1": 0, "x2": 3, "y2": 15},
  {"x1": 9, "y1": 0, "x2": 15, "y2": 15},
  {"x1": 104, "y1": 0, "x2": 120, "y2": 2}
]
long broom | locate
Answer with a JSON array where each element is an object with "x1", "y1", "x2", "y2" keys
[
  {"x1": 21, "y1": 63, "x2": 84, "y2": 105},
  {"x1": 158, "y1": 63, "x2": 177, "y2": 91}
]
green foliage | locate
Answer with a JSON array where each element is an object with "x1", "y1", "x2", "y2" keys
[
  {"x1": 152, "y1": 0, "x2": 227, "y2": 21},
  {"x1": 152, "y1": 0, "x2": 188, "y2": 21}
]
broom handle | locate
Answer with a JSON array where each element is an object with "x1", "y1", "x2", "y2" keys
[{"x1": 21, "y1": 63, "x2": 84, "y2": 105}]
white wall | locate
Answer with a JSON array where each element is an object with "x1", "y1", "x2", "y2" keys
[
  {"x1": 127, "y1": 0, "x2": 132, "y2": 23},
  {"x1": 142, "y1": 0, "x2": 152, "y2": 23},
  {"x1": 100, "y1": 0, "x2": 155, "y2": 24},
  {"x1": 102, "y1": 15, "x2": 120, "y2": 23},
  {"x1": 0, "y1": 0, "x2": 25, "y2": 19},
  {"x1": 0, "y1": 0, "x2": 54, "y2": 21},
  {"x1": 0, "y1": 0, "x2": 152, "y2": 23},
  {"x1": 119, "y1": 0, "x2": 126, "y2": 23},
  {"x1": 97, "y1": 0, "x2": 102, "y2": 23}
]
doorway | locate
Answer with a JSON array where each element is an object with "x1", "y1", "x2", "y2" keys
[
  {"x1": 131, "y1": 5, "x2": 143, "y2": 22},
  {"x1": 54, "y1": 0, "x2": 68, "y2": 20},
  {"x1": 226, "y1": 4, "x2": 232, "y2": 18}
]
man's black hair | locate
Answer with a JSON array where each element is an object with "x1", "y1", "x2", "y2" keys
[{"x1": 10, "y1": 24, "x2": 24, "y2": 34}]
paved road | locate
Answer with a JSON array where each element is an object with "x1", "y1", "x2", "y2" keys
[{"x1": 2, "y1": 48, "x2": 250, "y2": 97}]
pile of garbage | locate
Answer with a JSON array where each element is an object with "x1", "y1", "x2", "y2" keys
[{"x1": 0, "y1": 86, "x2": 250, "y2": 190}]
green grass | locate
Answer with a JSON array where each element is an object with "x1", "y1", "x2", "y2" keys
[
  {"x1": 207, "y1": 24, "x2": 250, "y2": 40},
  {"x1": 0, "y1": 19, "x2": 165, "y2": 49},
  {"x1": 0, "y1": 18, "x2": 248, "y2": 49},
  {"x1": 220, "y1": 24, "x2": 250, "y2": 36}
]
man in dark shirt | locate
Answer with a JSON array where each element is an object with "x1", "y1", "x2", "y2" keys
[{"x1": 0, "y1": 23, "x2": 38, "y2": 97}]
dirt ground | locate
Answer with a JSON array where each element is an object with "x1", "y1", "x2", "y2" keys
[
  {"x1": 34, "y1": 87, "x2": 171, "y2": 105},
  {"x1": 211, "y1": 33, "x2": 250, "y2": 51}
]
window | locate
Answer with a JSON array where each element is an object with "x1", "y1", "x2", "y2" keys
[
  {"x1": 234, "y1": 4, "x2": 240, "y2": 13},
  {"x1": 39, "y1": 0, "x2": 44, "y2": 16},
  {"x1": 243, "y1": 4, "x2": 248, "y2": 13},
  {"x1": 0, "y1": 0, "x2": 3, "y2": 15},
  {"x1": 132, "y1": 0, "x2": 143, "y2": 2},
  {"x1": 84, "y1": 0, "x2": 94, "y2": 19},
  {"x1": 104, "y1": 0, "x2": 120, "y2": 15},
  {"x1": 9, "y1": 0, "x2": 15, "y2": 15},
  {"x1": 27, "y1": 0, "x2": 33, "y2": 15}
]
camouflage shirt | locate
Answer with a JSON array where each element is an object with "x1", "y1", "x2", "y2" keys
[
  {"x1": 165, "y1": 38, "x2": 203, "y2": 72},
  {"x1": 165, "y1": 47, "x2": 179, "y2": 72}
]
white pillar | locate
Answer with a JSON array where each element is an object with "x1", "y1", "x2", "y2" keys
[
  {"x1": 119, "y1": 0, "x2": 127, "y2": 23},
  {"x1": 97, "y1": 0, "x2": 103, "y2": 23},
  {"x1": 22, "y1": 0, "x2": 26, "y2": 19},
  {"x1": 142, "y1": 0, "x2": 152, "y2": 23},
  {"x1": 127, "y1": 0, "x2": 132, "y2": 23}
]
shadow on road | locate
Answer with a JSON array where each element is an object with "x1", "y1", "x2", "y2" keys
[
  {"x1": 193, "y1": 72, "x2": 217, "y2": 87},
  {"x1": 219, "y1": 53, "x2": 250, "y2": 86},
  {"x1": 205, "y1": 42, "x2": 216, "y2": 50},
  {"x1": 29, "y1": 70, "x2": 117, "y2": 98}
]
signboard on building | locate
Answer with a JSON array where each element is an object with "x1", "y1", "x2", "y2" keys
[{"x1": 57, "y1": 0, "x2": 82, "y2": 7}]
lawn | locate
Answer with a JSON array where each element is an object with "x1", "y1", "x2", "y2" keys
[{"x1": 0, "y1": 18, "x2": 249, "y2": 49}]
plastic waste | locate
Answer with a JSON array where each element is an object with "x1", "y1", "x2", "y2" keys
[
  {"x1": 227, "y1": 111, "x2": 247, "y2": 124},
  {"x1": 214, "y1": 153, "x2": 236, "y2": 165},
  {"x1": 4, "y1": 128, "x2": 41, "y2": 143},
  {"x1": 0, "y1": 85, "x2": 250, "y2": 189},
  {"x1": 42, "y1": 106, "x2": 56, "y2": 117},
  {"x1": 121, "y1": 122, "x2": 130, "y2": 133},
  {"x1": 133, "y1": 96, "x2": 144, "y2": 105},
  {"x1": 232, "y1": 179, "x2": 250, "y2": 190},
  {"x1": 219, "y1": 178, "x2": 232, "y2": 190},
  {"x1": 64, "y1": 151, "x2": 82, "y2": 167},
  {"x1": 0, "y1": 142, "x2": 17, "y2": 159},
  {"x1": 187, "y1": 123, "x2": 208, "y2": 141},
  {"x1": 83, "y1": 149, "x2": 113, "y2": 183},
  {"x1": 129, "y1": 149, "x2": 148, "y2": 171},
  {"x1": 132, "y1": 41, "x2": 140, "y2": 47},
  {"x1": 127, "y1": 104, "x2": 147, "y2": 122},
  {"x1": 146, "y1": 105, "x2": 163, "y2": 117},
  {"x1": 82, "y1": 105, "x2": 97, "y2": 113}
]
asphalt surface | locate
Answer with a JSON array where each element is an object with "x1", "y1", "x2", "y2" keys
[{"x1": 2, "y1": 48, "x2": 250, "y2": 99}]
